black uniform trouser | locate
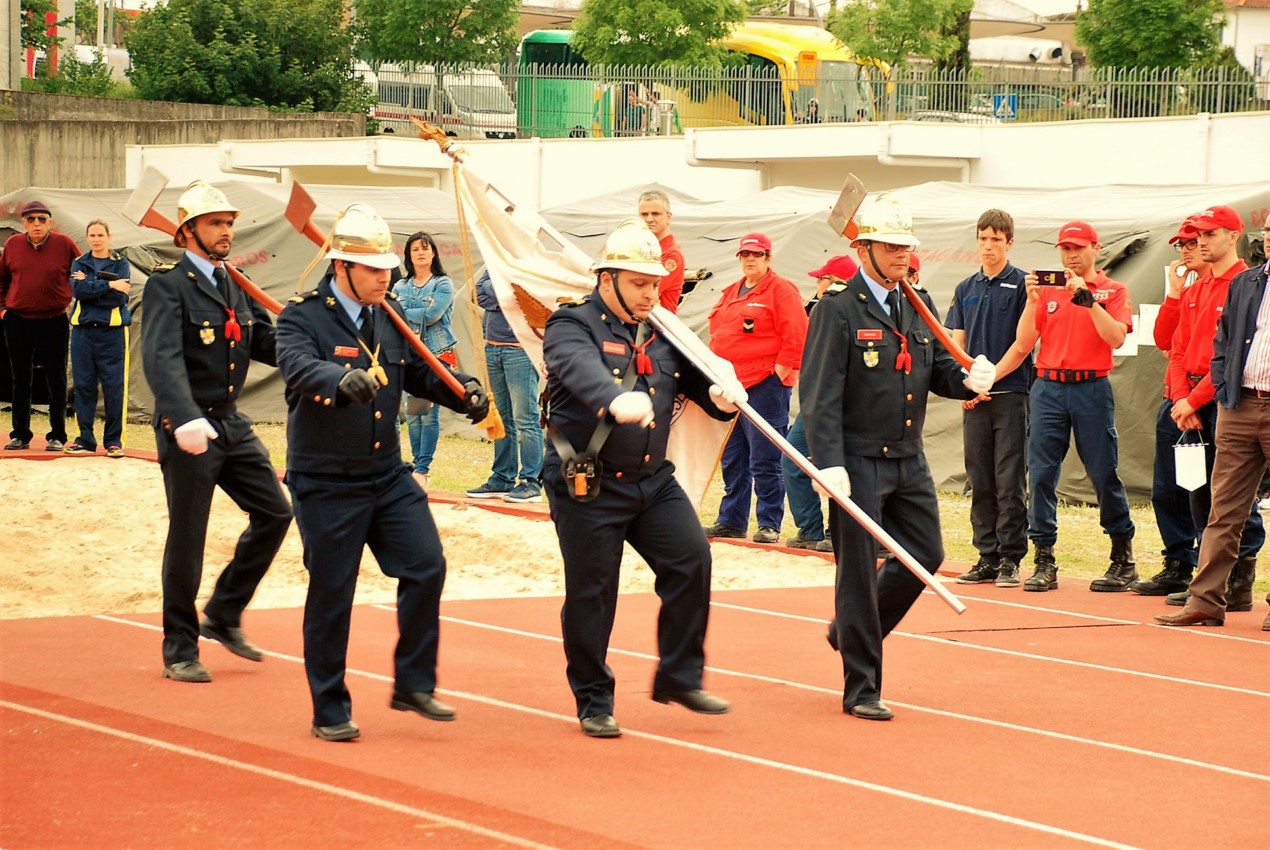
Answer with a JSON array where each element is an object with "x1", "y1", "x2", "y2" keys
[
  {"x1": 288, "y1": 465, "x2": 445, "y2": 728},
  {"x1": 545, "y1": 460, "x2": 712, "y2": 719},
  {"x1": 963, "y1": 391, "x2": 1029, "y2": 562},
  {"x1": 829, "y1": 453, "x2": 943, "y2": 710},
  {"x1": 155, "y1": 413, "x2": 292, "y2": 666},
  {"x1": 4, "y1": 313, "x2": 69, "y2": 443}
]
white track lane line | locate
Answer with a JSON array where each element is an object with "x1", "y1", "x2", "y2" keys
[
  {"x1": 710, "y1": 601, "x2": 1270, "y2": 698},
  {"x1": 0, "y1": 699, "x2": 560, "y2": 850},
  {"x1": 89, "y1": 615, "x2": 1144, "y2": 850}
]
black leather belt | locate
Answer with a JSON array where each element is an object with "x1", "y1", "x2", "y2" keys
[{"x1": 1036, "y1": 369, "x2": 1107, "y2": 382}]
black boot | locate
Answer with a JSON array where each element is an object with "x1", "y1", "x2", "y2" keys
[
  {"x1": 1226, "y1": 557, "x2": 1256, "y2": 612},
  {"x1": 1024, "y1": 545, "x2": 1058, "y2": 592},
  {"x1": 1091, "y1": 535, "x2": 1137, "y2": 592},
  {"x1": 1129, "y1": 555, "x2": 1192, "y2": 596},
  {"x1": 956, "y1": 556, "x2": 1000, "y2": 584}
]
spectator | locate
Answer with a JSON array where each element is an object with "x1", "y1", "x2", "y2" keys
[
  {"x1": 0, "y1": 199, "x2": 79, "y2": 452},
  {"x1": 1163, "y1": 206, "x2": 1263, "y2": 610},
  {"x1": 782, "y1": 254, "x2": 858, "y2": 551},
  {"x1": 1132, "y1": 216, "x2": 1204, "y2": 595},
  {"x1": 704, "y1": 233, "x2": 809, "y2": 544},
  {"x1": 801, "y1": 98, "x2": 822, "y2": 124},
  {"x1": 465, "y1": 269, "x2": 544, "y2": 503},
  {"x1": 647, "y1": 90, "x2": 664, "y2": 135},
  {"x1": 619, "y1": 89, "x2": 647, "y2": 137},
  {"x1": 637, "y1": 189, "x2": 685, "y2": 312},
  {"x1": 1155, "y1": 219, "x2": 1270, "y2": 631},
  {"x1": 906, "y1": 253, "x2": 921, "y2": 287},
  {"x1": 946, "y1": 209, "x2": 1031, "y2": 588},
  {"x1": 66, "y1": 219, "x2": 132, "y2": 458},
  {"x1": 392, "y1": 231, "x2": 456, "y2": 492},
  {"x1": 1007, "y1": 222, "x2": 1137, "y2": 592}
]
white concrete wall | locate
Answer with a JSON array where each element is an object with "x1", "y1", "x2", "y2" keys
[{"x1": 1226, "y1": 8, "x2": 1270, "y2": 75}]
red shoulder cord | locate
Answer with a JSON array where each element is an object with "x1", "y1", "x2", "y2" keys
[
  {"x1": 223, "y1": 308, "x2": 242, "y2": 342},
  {"x1": 890, "y1": 327, "x2": 911, "y2": 374},
  {"x1": 633, "y1": 330, "x2": 657, "y2": 375}
]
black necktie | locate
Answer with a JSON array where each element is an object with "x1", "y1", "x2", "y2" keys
[
  {"x1": 359, "y1": 307, "x2": 374, "y2": 347},
  {"x1": 887, "y1": 288, "x2": 901, "y2": 325},
  {"x1": 212, "y1": 265, "x2": 228, "y2": 289}
]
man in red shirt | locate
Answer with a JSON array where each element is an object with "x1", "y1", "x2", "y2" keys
[
  {"x1": 1008, "y1": 221, "x2": 1136, "y2": 592},
  {"x1": 1163, "y1": 205, "x2": 1262, "y2": 611},
  {"x1": 704, "y1": 232, "x2": 808, "y2": 544},
  {"x1": 637, "y1": 190, "x2": 685, "y2": 313},
  {"x1": 0, "y1": 200, "x2": 80, "y2": 451}
]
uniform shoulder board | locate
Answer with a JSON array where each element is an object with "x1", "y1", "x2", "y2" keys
[
  {"x1": 153, "y1": 261, "x2": 177, "y2": 272},
  {"x1": 288, "y1": 289, "x2": 321, "y2": 304},
  {"x1": 824, "y1": 280, "x2": 850, "y2": 296},
  {"x1": 909, "y1": 280, "x2": 926, "y2": 292},
  {"x1": 558, "y1": 295, "x2": 589, "y2": 308}
]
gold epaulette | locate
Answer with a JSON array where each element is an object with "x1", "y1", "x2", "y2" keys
[{"x1": 288, "y1": 289, "x2": 321, "y2": 304}]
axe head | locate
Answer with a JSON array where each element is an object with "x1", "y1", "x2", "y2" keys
[
  {"x1": 284, "y1": 181, "x2": 318, "y2": 235},
  {"x1": 122, "y1": 166, "x2": 170, "y2": 226},
  {"x1": 827, "y1": 173, "x2": 866, "y2": 241}
]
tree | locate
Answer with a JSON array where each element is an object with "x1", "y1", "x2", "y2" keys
[
  {"x1": 126, "y1": 0, "x2": 364, "y2": 112},
  {"x1": 1076, "y1": 0, "x2": 1225, "y2": 69},
  {"x1": 352, "y1": 0, "x2": 519, "y2": 66},
  {"x1": 21, "y1": 0, "x2": 69, "y2": 53},
  {"x1": 570, "y1": 0, "x2": 747, "y2": 67},
  {"x1": 828, "y1": 0, "x2": 968, "y2": 71}
]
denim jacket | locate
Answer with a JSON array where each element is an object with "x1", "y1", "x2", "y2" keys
[{"x1": 391, "y1": 274, "x2": 457, "y2": 354}]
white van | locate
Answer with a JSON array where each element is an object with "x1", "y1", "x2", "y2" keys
[{"x1": 356, "y1": 62, "x2": 517, "y2": 139}]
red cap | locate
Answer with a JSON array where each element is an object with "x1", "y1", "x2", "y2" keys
[
  {"x1": 907, "y1": 253, "x2": 921, "y2": 273},
  {"x1": 18, "y1": 199, "x2": 51, "y2": 217},
  {"x1": 1056, "y1": 221, "x2": 1098, "y2": 247},
  {"x1": 1168, "y1": 215, "x2": 1200, "y2": 245},
  {"x1": 1192, "y1": 205, "x2": 1243, "y2": 233},
  {"x1": 808, "y1": 255, "x2": 859, "y2": 280},
  {"x1": 736, "y1": 233, "x2": 772, "y2": 255}
]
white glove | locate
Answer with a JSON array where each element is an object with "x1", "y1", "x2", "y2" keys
[
  {"x1": 708, "y1": 384, "x2": 745, "y2": 413},
  {"x1": 610, "y1": 391, "x2": 654, "y2": 428},
  {"x1": 813, "y1": 465, "x2": 851, "y2": 499},
  {"x1": 963, "y1": 354, "x2": 996, "y2": 395},
  {"x1": 174, "y1": 417, "x2": 219, "y2": 456}
]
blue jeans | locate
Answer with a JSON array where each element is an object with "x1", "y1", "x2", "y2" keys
[
  {"x1": 717, "y1": 373, "x2": 789, "y2": 531},
  {"x1": 406, "y1": 405, "x2": 439, "y2": 475},
  {"x1": 1152, "y1": 396, "x2": 1199, "y2": 565},
  {"x1": 1027, "y1": 378, "x2": 1134, "y2": 546},
  {"x1": 485, "y1": 343, "x2": 543, "y2": 486},
  {"x1": 781, "y1": 412, "x2": 824, "y2": 540}
]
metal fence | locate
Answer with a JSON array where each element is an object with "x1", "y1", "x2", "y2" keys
[{"x1": 367, "y1": 62, "x2": 1270, "y2": 139}]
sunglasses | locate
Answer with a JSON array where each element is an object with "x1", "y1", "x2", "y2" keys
[
  {"x1": 1174, "y1": 239, "x2": 1199, "y2": 251},
  {"x1": 738, "y1": 250, "x2": 768, "y2": 259},
  {"x1": 23, "y1": 215, "x2": 50, "y2": 223}
]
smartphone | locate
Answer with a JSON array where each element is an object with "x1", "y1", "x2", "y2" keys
[
  {"x1": 96, "y1": 270, "x2": 120, "y2": 281},
  {"x1": 1036, "y1": 269, "x2": 1066, "y2": 286}
]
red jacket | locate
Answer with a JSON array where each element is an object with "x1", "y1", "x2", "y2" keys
[
  {"x1": 1167, "y1": 259, "x2": 1248, "y2": 408},
  {"x1": 0, "y1": 231, "x2": 79, "y2": 318},
  {"x1": 708, "y1": 269, "x2": 808, "y2": 388},
  {"x1": 658, "y1": 232, "x2": 684, "y2": 313}
]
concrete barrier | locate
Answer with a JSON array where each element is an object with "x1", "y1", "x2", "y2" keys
[{"x1": 0, "y1": 91, "x2": 365, "y2": 194}]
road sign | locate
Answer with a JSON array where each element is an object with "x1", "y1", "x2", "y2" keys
[{"x1": 993, "y1": 94, "x2": 1017, "y2": 121}]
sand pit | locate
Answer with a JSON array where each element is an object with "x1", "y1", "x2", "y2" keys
[{"x1": 0, "y1": 457, "x2": 834, "y2": 620}]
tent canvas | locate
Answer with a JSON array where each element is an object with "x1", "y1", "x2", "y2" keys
[{"x1": 5, "y1": 178, "x2": 1268, "y2": 503}]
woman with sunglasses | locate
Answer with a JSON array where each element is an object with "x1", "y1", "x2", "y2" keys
[
  {"x1": 391, "y1": 232, "x2": 457, "y2": 491},
  {"x1": 703, "y1": 232, "x2": 809, "y2": 545}
]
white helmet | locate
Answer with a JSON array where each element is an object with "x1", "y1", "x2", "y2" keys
[
  {"x1": 174, "y1": 181, "x2": 239, "y2": 247},
  {"x1": 594, "y1": 218, "x2": 667, "y2": 277},
  {"x1": 851, "y1": 195, "x2": 920, "y2": 249},
  {"x1": 325, "y1": 204, "x2": 400, "y2": 270}
]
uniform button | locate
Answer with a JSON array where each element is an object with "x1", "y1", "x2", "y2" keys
[
  {"x1": 649, "y1": 387, "x2": 656, "y2": 395},
  {"x1": 649, "y1": 420, "x2": 656, "y2": 429},
  {"x1": 202, "y1": 321, "x2": 210, "y2": 327},
  {"x1": 374, "y1": 411, "x2": 382, "y2": 420},
  {"x1": 374, "y1": 441, "x2": 381, "y2": 449},
  {"x1": 344, "y1": 363, "x2": 351, "y2": 369},
  {"x1": 644, "y1": 454, "x2": 651, "y2": 462},
  {"x1": 229, "y1": 341, "x2": 236, "y2": 349},
  {"x1": 906, "y1": 393, "x2": 913, "y2": 401},
  {"x1": 323, "y1": 398, "x2": 332, "y2": 406},
  {"x1": 229, "y1": 363, "x2": 236, "y2": 371},
  {"x1": 228, "y1": 385, "x2": 234, "y2": 393},
  {"x1": 313, "y1": 394, "x2": 322, "y2": 402},
  {"x1": 613, "y1": 369, "x2": 621, "y2": 376},
  {"x1": 598, "y1": 407, "x2": 606, "y2": 418},
  {"x1": 882, "y1": 446, "x2": 889, "y2": 453},
  {"x1": 905, "y1": 419, "x2": 912, "y2": 427},
  {"x1": 674, "y1": 372, "x2": 680, "y2": 378},
  {"x1": 615, "y1": 471, "x2": 623, "y2": 478}
]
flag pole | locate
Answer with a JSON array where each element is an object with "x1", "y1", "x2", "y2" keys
[{"x1": 648, "y1": 306, "x2": 967, "y2": 615}]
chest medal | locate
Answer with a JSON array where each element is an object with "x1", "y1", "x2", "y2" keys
[{"x1": 200, "y1": 327, "x2": 215, "y2": 345}]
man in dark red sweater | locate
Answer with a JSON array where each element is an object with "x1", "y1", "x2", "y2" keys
[{"x1": 0, "y1": 199, "x2": 79, "y2": 451}]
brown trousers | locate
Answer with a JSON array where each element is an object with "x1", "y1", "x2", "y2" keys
[{"x1": 1188, "y1": 393, "x2": 1270, "y2": 614}]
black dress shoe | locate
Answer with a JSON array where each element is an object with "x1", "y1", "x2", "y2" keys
[
  {"x1": 162, "y1": 659, "x2": 212, "y2": 683},
  {"x1": 199, "y1": 617, "x2": 263, "y2": 662},
  {"x1": 579, "y1": 714, "x2": 621, "y2": 738},
  {"x1": 312, "y1": 721, "x2": 360, "y2": 741},
  {"x1": 390, "y1": 691, "x2": 456, "y2": 721},
  {"x1": 651, "y1": 689, "x2": 730, "y2": 714},
  {"x1": 826, "y1": 620, "x2": 839, "y2": 651},
  {"x1": 848, "y1": 701, "x2": 894, "y2": 721}
]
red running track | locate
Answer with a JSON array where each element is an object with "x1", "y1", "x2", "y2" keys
[{"x1": 2, "y1": 578, "x2": 1267, "y2": 849}]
